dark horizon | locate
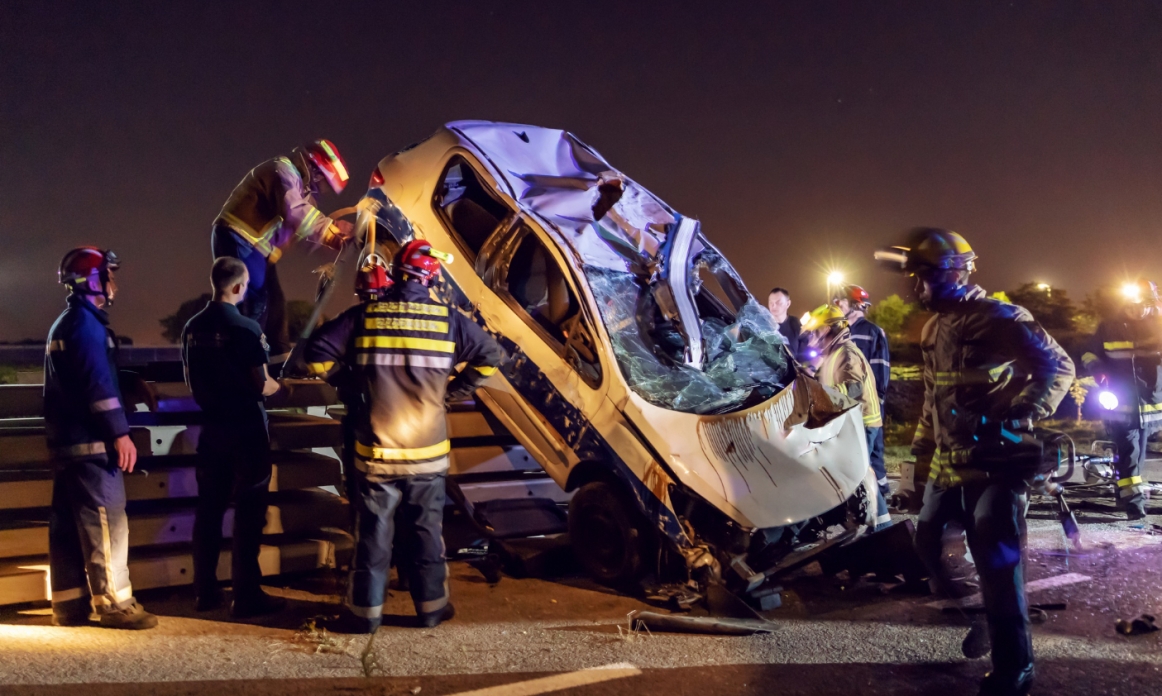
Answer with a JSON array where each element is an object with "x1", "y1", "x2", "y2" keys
[{"x1": 4, "y1": 1, "x2": 1162, "y2": 343}]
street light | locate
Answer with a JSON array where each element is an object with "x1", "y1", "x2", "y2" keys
[{"x1": 826, "y1": 270, "x2": 845, "y2": 301}]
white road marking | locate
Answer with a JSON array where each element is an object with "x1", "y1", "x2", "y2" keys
[
  {"x1": 926, "y1": 572, "x2": 1092, "y2": 609},
  {"x1": 445, "y1": 663, "x2": 642, "y2": 696}
]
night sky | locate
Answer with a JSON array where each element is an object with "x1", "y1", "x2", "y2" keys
[{"x1": 4, "y1": 2, "x2": 1162, "y2": 343}]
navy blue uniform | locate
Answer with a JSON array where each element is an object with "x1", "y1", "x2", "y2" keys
[
  {"x1": 43, "y1": 294, "x2": 137, "y2": 615},
  {"x1": 849, "y1": 315, "x2": 890, "y2": 492},
  {"x1": 181, "y1": 301, "x2": 272, "y2": 602},
  {"x1": 303, "y1": 281, "x2": 502, "y2": 628}
]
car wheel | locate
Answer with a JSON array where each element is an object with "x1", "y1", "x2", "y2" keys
[{"x1": 568, "y1": 480, "x2": 650, "y2": 587}]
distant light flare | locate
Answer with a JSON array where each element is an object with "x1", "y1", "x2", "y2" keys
[{"x1": 1122, "y1": 283, "x2": 1142, "y2": 302}]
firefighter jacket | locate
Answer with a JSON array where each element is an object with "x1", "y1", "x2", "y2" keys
[
  {"x1": 1081, "y1": 314, "x2": 1162, "y2": 429},
  {"x1": 910, "y1": 285, "x2": 1075, "y2": 487},
  {"x1": 43, "y1": 295, "x2": 130, "y2": 462},
  {"x1": 214, "y1": 156, "x2": 339, "y2": 263},
  {"x1": 817, "y1": 329, "x2": 882, "y2": 428},
  {"x1": 181, "y1": 301, "x2": 270, "y2": 432},
  {"x1": 849, "y1": 316, "x2": 890, "y2": 402},
  {"x1": 302, "y1": 281, "x2": 503, "y2": 478}
]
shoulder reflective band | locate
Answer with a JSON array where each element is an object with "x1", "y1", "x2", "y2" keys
[
  {"x1": 363, "y1": 317, "x2": 448, "y2": 333},
  {"x1": 366, "y1": 302, "x2": 449, "y2": 317},
  {"x1": 354, "y1": 336, "x2": 456, "y2": 353},
  {"x1": 471, "y1": 364, "x2": 499, "y2": 376},
  {"x1": 306, "y1": 361, "x2": 334, "y2": 376},
  {"x1": 1117, "y1": 476, "x2": 1144, "y2": 488},
  {"x1": 355, "y1": 439, "x2": 451, "y2": 462}
]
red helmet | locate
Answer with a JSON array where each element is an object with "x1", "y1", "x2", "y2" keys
[
  {"x1": 59, "y1": 247, "x2": 120, "y2": 297},
  {"x1": 300, "y1": 139, "x2": 349, "y2": 194},
  {"x1": 355, "y1": 254, "x2": 392, "y2": 300},
  {"x1": 835, "y1": 284, "x2": 870, "y2": 310},
  {"x1": 392, "y1": 240, "x2": 453, "y2": 286}
]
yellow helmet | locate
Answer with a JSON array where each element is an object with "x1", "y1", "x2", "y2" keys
[{"x1": 801, "y1": 304, "x2": 848, "y2": 332}]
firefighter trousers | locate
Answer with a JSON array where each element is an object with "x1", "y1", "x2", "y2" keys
[
  {"x1": 211, "y1": 224, "x2": 289, "y2": 359},
  {"x1": 49, "y1": 457, "x2": 136, "y2": 615},
  {"x1": 914, "y1": 478, "x2": 1032, "y2": 678},
  {"x1": 1106, "y1": 422, "x2": 1154, "y2": 514},
  {"x1": 192, "y1": 423, "x2": 272, "y2": 601},
  {"x1": 347, "y1": 471, "x2": 448, "y2": 629}
]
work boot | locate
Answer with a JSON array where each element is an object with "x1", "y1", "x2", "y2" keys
[
  {"x1": 230, "y1": 591, "x2": 286, "y2": 619},
  {"x1": 978, "y1": 665, "x2": 1034, "y2": 695},
  {"x1": 195, "y1": 589, "x2": 225, "y2": 612},
  {"x1": 417, "y1": 603, "x2": 455, "y2": 628},
  {"x1": 961, "y1": 618, "x2": 991, "y2": 659},
  {"x1": 328, "y1": 612, "x2": 380, "y2": 635},
  {"x1": 98, "y1": 601, "x2": 159, "y2": 630},
  {"x1": 1126, "y1": 504, "x2": 1147, "y2": 521}
]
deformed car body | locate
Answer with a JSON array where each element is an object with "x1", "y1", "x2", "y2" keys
[{"x1": 357, "y1": 121, "x2": 877, "y2": 605}]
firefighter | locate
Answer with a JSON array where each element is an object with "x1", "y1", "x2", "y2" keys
[
  {"x1": 181, "y1": 257, "x2": 286, "y2": 616},
  {"x1": 211, "y1": 140, "x2": 355, "y2": 362},
  {"x1": 1081, "y1": 279, "x2": 1162, "y2": 520},
  {"x1": 44, "y1": 247, "x2": 158, "y2": 629},
  {"x1": 876, "y1": 228, "x2": 1074, "y2": 696},
  {"x1": 801, "y1": 304, "x2": 891, "y2": 530},
  {"x1": 834, "y1": 284, "x2": 892, "y2": 497},
  {"x1": 303, "y1": 240, "x2": 503, "y2": 633}
]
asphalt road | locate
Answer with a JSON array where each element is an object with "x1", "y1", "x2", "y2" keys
[{"x1": 2, "y1": 479, "x2": 1160, "y2": 695}]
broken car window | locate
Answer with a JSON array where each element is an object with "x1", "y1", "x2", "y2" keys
[{"x1": 433, "y1": 156, "x2": 513, "y2": 258}]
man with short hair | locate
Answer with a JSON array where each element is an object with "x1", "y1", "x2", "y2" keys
[
  {"x1": 45, "y1": 247, "x2": 158, "y2": 629},
  {"x1": 835, "y1": 285, "x2": 892, "y2": 497},
  {"x1": 767, "y1": 287, "x2": 800, "y2": 359},
  {"x1": 182, "y1": 257, "x2": 285, "y2": 617}
]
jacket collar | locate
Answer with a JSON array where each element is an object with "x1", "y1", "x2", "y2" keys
[
  {"x1": 929, "y1": 283, "x2": 986, "y2": 313},
  {"x1": 68, "y1": 293, "x2": 110, "y2": 326},
  {"x1": 392, "y1": 281, "x2": 434, "y2": 302}
]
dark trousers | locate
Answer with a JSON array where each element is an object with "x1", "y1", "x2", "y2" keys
[
  {"x1": 347, "y1": 471, "x2": 448, "y2": 628},
  {"x1": 211, "y1": 224, "x2": 289, "y2": 358},
  {"x1": 867, "y1": 425, "x2": 887, "y2": 489},
  {"x1": 915, "y1": 479, "x2": 1032, "y2": 677},
  {"x1": 193, "y1": 423, "x2": 272, "y2": 600},
  {"x1": 49, "y1": 458, "x2": 136, "y2": 615},
  {"x1": 865, "y1": 427, "x2": 891, "y2": 530},
  {"x1": 1106, "y1": 421, "x2": 1153, "y2": 512}
]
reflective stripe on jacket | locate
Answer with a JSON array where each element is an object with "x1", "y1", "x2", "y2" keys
[
  {"x1": 43, "y1": 295, "x2": 130, "y2": 461},
  {"x1": 1080, "y1": 315, "x2": 1162, "y2": 429},
  {"x1": 817, "y1": 330, "x2": 882, "y2": 428},
  {"x1": 214, "y1": 156, "x2": 336, "y2": 261},
  {"x1": 302, "y1": 282, "x2": 503, "y2": 478},
  {"x1": 910, "y1": 285, "x2": 1075, "y2": 487}
]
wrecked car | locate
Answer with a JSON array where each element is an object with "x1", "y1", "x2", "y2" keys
[{"x1": 356, "y1": 121, "x2": 879, "y2": 609}]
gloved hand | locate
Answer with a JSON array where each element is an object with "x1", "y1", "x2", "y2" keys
[{"x1": 888, "y1": 461, "x2": 926, "y2": 513}]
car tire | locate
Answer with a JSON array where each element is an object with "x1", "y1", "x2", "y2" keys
[{"x1": 568, "y1": 480, "x2": 650, "y2": 587}]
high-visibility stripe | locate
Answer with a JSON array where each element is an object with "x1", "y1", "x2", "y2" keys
[
  {"x1": 355, "y1": 353, "x2": 454, "y2": 369},
  {"x1": 472, "y1": 364, "x2": 499, "y2": 376},
  {"x1": 47, "y1": 340, "x2": 66, "y2": 353},
  {"x1": 114, "y1": 584, "x2": 133, "y2": 603},
  {"x1": 863, "y1": 412, "x2": 880, "y2": 425},
  {"x1": 934, "y1": 364, "x2": 1009, "y2": 386},
  {"x1": 353, "y1": 456, "x2": 449, "y2": 477},
  {"x1": 355, "y1": 336, "x2": 456, "y2": 353},
  {"x1": 355, "y1": 439, "x2": 451, "y2": 462},
  {"x1": 1104, "y1": 341, "x2": 1135, "y2": 350},
  {"x1": 366, "y1": 301, "x2": 449, "y2": 317},
  {"x1": 54, "y1": 442, "x2": 106, "y2": 458},
  {"x1": 52, "y1": 586, "x2": 87, "y2": 603},
  {"x1": 875, "y1": 513, "x2": 893, "y2": 526},
  {"x1": 306, "y1": 361, "x2": 334, "y2": 376},
  {"x1": 294, "y1": 207, "x2": 323, "y2": 241},
  {"x1": 220, "y1": 212, "x2": 281, "y2": 258},
  {"x1": 98, "y1": 506, "x2": 117, "y2": 608},
  {"x1": 1081, "y1": 352, "x2": 1099, "y2": 365},
  {"x1": 319, "y1": 141, "x2": 349, "y2": 181},
  {"x1": 363, "y1": 317, "x2": 448, "y2": 333},
  {"x1": 90, "y1": 397, "x2": 121, "y2": 413},
  {"x1": 417, "y1": 589, "x2": 449, "y2": 614},
  {"x1": 1117, "y1": 476, "x2": 1144, "y2": 488},
  {"x1": 347, "y1": 601, "x2": 386, "y2": 620},
  {"x1": 870, "y1": 358, "x2": 890, "y2": 366}
]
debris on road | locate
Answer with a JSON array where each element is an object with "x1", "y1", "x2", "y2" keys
[
  {"x1": 629, "y1": 610, "x2": 775, "y2": 636},
  {"x1": 1116, "y1": 614, "x2": 1160, "y2": 636}
]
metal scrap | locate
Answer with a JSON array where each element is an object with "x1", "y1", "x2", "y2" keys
[{"x1": 629, "y1": 610, "x2": 774, "y2": 636}]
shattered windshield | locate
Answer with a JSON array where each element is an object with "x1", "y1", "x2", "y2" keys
[{"x1": 585, "y1": 258, "x2": 793, "y2": 415}]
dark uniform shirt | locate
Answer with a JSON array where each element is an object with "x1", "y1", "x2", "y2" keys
[
  {"x1": 43, "y1": 295, "x2": 130, "y2": 462},
  {"x1": 776, "y1": 315, "x2": 801, "y2": 360},
  {"x1": 181, "y1": 301, "x2": 270, "y2": 431},
  {"x1": 1081, "y1": 313, "x2": 1162, "y2": 429},
  {"x1": 849, "y1": 315, "x2": 891, "y2": 402},
  {"x1": 303, "y1": 281, "x2": 503, "y2": 478}
]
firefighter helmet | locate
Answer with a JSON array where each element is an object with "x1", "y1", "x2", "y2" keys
[
  {"x1": 355, "y1": 254, "x2": 392, "y2": 300},
  {"x1": 801, "y1": 304, "x2": 848, "y2": 332},
  {"x1": 836, "y1": 284, "x2": 871, "y2": 310},
  {"x1": 59, "y1": 247, "x2": 120, "y2": 302},
  {"x1": 299, "y1": 139, "x2": 349, "y2": 194},
  {"x1": 392, "y1": 240, "x2": 453, "y2": 286},
  {"x1": 874, "y1": 228, "x2": 976, "y2": 278}
]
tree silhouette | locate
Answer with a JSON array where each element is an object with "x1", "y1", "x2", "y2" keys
[{"x1": 158, "y1": 294, "x2": 211, "y2": 344}]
